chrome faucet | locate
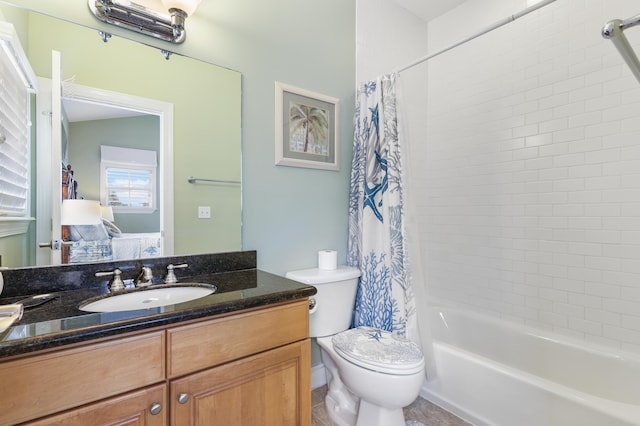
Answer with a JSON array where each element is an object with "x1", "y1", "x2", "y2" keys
[
  {"x1": 164, "y1": 263, "x2": 188, "y2": 284},
  {"x1": 95, "y1": 268, "x2": 125, "y2": 292},
  {"x1": 136, "y1": 266, "x2": 154, "y2": 287}
]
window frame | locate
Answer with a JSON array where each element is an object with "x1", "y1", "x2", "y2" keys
[{"x1": 100, "y1": 146, "x2": 158, "y2": 214}]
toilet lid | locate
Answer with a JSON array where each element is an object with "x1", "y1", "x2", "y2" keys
[{"x1": 332, "y1": 327, "x2": 424, "y2": 375}]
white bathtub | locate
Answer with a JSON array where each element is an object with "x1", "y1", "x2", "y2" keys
[{"x1": 421, "y1": 307, "x2": 640, "y2": 426}]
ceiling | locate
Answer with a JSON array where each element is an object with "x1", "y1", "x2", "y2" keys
[
  {"x1": 63, "y1": 98, "x2": 147, "y2": 122},
  {"x1": 136, "y1": 0, "x2": 465, "y2": 23},
  {"x1": 390, "y1": 0, "x2": 466, "y2": 22}
]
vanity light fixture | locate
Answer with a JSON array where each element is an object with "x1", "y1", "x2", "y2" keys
[{"x1": 88, "y1": 0, "x2": 202, "y2": 44}]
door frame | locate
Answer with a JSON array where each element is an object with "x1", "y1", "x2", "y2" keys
[{"x1": 36, "y1": 74, "x2": 174, "y2": 264}]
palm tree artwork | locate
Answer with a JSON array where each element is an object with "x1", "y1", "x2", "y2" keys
[{"x1": 288, "y1": 101, "x2": 329, "y2": 155}]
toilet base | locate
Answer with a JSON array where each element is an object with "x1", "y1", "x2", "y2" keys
[
  {"x1": 356, "y1": 399, "x2": 406, "y2": 426},
  {"x1": 325, "y1": 390, "x2": 358, "y2": 426},
  {"x1": 322, "y1": 347, "x2": 359, "y2": 426}
]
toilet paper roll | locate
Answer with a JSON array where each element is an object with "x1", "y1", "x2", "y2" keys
[{"x1": 318, "y1": 250, "x2": 337, "y2": 270}]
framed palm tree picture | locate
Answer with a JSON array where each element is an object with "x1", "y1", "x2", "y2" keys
[{"x1": 275, "y1": 82, "x2": 339, "y2": 171}]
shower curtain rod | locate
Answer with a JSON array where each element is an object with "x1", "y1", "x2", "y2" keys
[
  {"x1": 396, "y1": 0, "x2": 557, "y2": 74},
  {"x1": 602, "y1": 13, "x2": 640, "y2": 84}
]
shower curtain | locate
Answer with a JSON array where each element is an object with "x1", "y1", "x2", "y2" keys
[{"x1": 347, "y1": 73, "x2": 417, "y2": 339}]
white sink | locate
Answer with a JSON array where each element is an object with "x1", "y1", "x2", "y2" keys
[{"x1": 79, "y1": 285, "x2": 215, "y2": 313}]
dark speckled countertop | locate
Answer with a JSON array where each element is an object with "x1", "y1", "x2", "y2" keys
[{"x1": 0, "y1": 251, "x2": 316, "y2": 358}]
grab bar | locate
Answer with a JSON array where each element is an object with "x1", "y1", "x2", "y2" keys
[
  {"x1": 602, "y1": 14, "x2": 640, "y2": 84},
  {"x1": 187, "y1": 176, "x2": 240, "y2": 185}
]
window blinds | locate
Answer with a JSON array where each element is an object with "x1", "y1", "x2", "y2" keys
[
  {"x1": 0, "y1": 51, "x2": 29, "y2": 216},
  {"x1": 0, "y1": 24, "x2": 36, "y2": 217},
  {"x1": 100, "y1": 145, "x2": 157, "y2": 212}
]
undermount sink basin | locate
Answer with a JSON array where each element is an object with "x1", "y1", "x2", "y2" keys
[{"x1": 79, "y1": 284, "x2": 216, "y2": 313}]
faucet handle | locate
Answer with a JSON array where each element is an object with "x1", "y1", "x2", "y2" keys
[
  {"x1": 136, "y1": 266, "x2": 154, "y2": 287},
  {"x1": 95, "y1": 268, "x2": 124, "y2": 292},
  {"x1": 165, "y1": 263, "x2": 188, "y2": 284}
]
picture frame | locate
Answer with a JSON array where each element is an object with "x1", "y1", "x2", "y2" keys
[{"x1": 275, "y1": 82, "x2": 340, "y2": 171}]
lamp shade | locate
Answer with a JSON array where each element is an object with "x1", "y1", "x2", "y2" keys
[
  {"x1": 161, "y1": 0, "x2": 201, "y2": 16},
  {"x1": 61, "y1": 200, "x2": 102, "y2": 226},
  {"x1": 100, "y1": 205, "x2": 115, "y2": 222}
]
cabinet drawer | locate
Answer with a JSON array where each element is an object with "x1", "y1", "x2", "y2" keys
[
  {"x1": 0, "y1": 331, "x2": 165, "y2": 426},
  {"x1": 168, "y1": 300, "x2": 309, "y2": 377},
  {"x1": 26, "y1": 384, "x2": 167, "y2": 426}
]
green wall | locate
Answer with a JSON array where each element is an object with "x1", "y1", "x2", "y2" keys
[
  {"x1": 0, "y1": 234, "x2": 28, "y2": 267},
  {"x1": 1, "y1": 0, "x2": 356, "y2": 274}
]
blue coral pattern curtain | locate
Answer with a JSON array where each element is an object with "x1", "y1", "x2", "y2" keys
[{"x1": 348, "y1": 73, "x2": 416, "y2": 338}]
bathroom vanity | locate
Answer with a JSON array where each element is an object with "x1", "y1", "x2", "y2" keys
[{"x1": 0, "y1": 251, "x2": 315, "y2": 425}]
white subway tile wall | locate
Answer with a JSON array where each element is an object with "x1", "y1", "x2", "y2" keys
[{"x1": 410, "y1": 0, "x2": 640, "y2": 352}]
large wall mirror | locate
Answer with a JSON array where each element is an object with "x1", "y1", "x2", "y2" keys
[{"x1": 0, "y1": 3, "x2": 242, "y2": 267}]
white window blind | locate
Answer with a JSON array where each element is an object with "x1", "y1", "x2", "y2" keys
[
  {"x1": 0, "y1": 22, "x2": 36, "y2": 220},
  {"x1": 105, "y1": 168, "x2": 153, "y2": 208},
  {"x1": 100, "y1": 145, "x2": 157, "y2": 213}
]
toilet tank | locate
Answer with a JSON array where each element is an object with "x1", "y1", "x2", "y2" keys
[{"x1": 286, "y1": 266, "x2": 361, "y2": 338}]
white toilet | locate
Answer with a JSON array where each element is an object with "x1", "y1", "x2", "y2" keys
[{"x1": 286, "y1": 266, "x2": 425, "y2": 426}]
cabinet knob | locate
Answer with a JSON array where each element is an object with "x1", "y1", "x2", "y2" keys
[
  {"x1": 178, "y1": 393, "x2": 189, "y2": 404},
  {"x1": 149, "y1": 403, "x2": 162, "y2": 415}
]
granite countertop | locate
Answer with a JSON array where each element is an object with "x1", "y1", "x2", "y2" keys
[{"x1": 0, "y1": 266, "x2": 316, "y2": 359}]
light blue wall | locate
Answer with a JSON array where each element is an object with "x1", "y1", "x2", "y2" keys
[{"x1": 6, "y1": 0, "x2": 356, "y2": 274}]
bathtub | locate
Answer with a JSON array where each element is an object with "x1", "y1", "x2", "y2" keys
[{"x1": 421, "y1": 307, "x2": 640, "y2": 426}]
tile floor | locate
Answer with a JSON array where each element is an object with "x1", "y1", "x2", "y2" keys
[{"x1": 311, "y1": 385, "x2": 470, "y2": 426}]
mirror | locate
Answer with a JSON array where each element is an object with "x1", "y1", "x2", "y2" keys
[
  {"x1": 0, "y1": 3, "x2": 242, "y2": 266},
  {"x1": 61, "y1": 92, "x2": 163, "y2": 238}
]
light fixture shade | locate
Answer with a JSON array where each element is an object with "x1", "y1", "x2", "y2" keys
[
  {"x1": 161, "y1": 0, "x2": 202, "y2": 16},
  {"x1": 100, "y1": 205, "x2": 115, "y2": 222},
  {"x1": 61, "y1": 200, "x2": 102, "y2": 226}
]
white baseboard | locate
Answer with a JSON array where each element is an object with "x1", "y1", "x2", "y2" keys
[{"x1": 311, "y1": 363, "x2": 327, "y2": 389}]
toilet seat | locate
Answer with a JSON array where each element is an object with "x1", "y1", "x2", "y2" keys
[{"x1": 331, "y1": 326, "x2": 424, "y2": 375}]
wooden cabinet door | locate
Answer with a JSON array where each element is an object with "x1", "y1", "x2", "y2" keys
[
  {"x1": 26, "y1": 384, "x2": 167, "y2": 426},
  {"x1": 170, "y1": 340, "x2": 311, "y2": 426}
]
